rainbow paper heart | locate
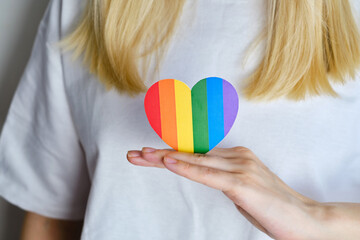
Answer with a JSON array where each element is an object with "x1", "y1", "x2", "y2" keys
[{"x1": 144, "y1": 77, "x2": 238, "y2": 153}]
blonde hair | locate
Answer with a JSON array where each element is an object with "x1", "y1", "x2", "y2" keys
[{"x1": 62, "y1": 0, "x2": 360, "y2": 101}]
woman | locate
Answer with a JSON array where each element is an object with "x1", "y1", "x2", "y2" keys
[{"x1": 0, "y1": 0, "x2": 360, "y2": 239}]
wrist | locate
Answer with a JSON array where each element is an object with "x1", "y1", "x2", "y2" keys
[
  {"x1": 288, "y1": 196, "x2": 330, "y2": 240},
  {"x1": 304, "y1": 201, "x2": 337, "y2": 240}
]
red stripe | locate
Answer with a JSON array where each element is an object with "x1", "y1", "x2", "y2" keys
[{"x1": 144, "y1": 82, "x2": 162, "y2": 138}]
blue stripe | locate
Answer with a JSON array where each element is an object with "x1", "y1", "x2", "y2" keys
[{"x1": 206, "y1": 77, "x2": 224, "y2": 150}]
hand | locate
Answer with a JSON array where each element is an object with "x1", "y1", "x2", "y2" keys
[{"x1": 127, "y1": 147, "x2": 325, "y2": 239}]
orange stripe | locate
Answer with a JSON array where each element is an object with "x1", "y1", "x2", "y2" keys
[{"x1": 159, "y1": 79, "x2": 178, "y2": 150}]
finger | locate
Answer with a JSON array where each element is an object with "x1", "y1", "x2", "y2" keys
[
  {"x1": 208, "y1": 146, "x2": 258, "y2": 160},
  {"x1": 162, "y1": 156, "x2": 238, "y2": 192},
  {"x1": 166, "y1": 151, "x2": 258, "y2": 173},
  {"x1": 141, "y1": 147, "x2": 175, "y2": 164},
  {"x1": 127, "y1": 150, "x2": 166, "y2": 168},
  {"x1": 127, "y1": 147, "x2": 175, "y2": 166}
]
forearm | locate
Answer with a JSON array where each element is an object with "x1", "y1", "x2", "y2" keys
[
  {"x1": 21, "y1": 212, "x2": 83, "y2": 240},
  {"x1": 311, "y1": 202, "x2": 360, "y2": 239}
]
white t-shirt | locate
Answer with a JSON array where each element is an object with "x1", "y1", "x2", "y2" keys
[{"x1": 1, "y1": 0, "x2": 360, "y2": 239}]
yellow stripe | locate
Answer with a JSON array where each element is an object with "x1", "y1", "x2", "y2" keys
[{"x1": 174, "y1": 80, "x2": 194, "y2": 152}]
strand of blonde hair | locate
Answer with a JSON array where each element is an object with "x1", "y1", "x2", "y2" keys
[{"x1": 61, "y1": 0, "x2": 360, "y2": 101}]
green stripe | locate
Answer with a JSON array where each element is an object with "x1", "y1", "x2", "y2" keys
[{"x1": 191, "y1": 79, "x2": 209, "y2": 153}]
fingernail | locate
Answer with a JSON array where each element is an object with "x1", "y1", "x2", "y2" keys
[
  {"x1": 142, "y1": 147, "x2": 156, "y2": 153},
  {"x1": 127, "y1": 151, "x2": 141, "y2": 157},
  {"x1": 164, "y1": 157, "x2": 177, "y2": 164}
]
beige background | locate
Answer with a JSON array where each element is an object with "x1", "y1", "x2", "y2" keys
[{"x1": 0, "y1": 0, "x2": 49, "y2": 239}]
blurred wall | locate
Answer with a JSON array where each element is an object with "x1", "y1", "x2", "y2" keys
[{"x1": 0, "y1": 1, "x2": 49, "y2": 239}]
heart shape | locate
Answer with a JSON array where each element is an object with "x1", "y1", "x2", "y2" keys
[{"x1": 144, "y1": 77, "x2": 238, "y2": 153}]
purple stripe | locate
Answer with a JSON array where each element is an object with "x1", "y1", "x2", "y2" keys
[{"x1": 223, "y1": 80, "x2": 239, "y2": 135}]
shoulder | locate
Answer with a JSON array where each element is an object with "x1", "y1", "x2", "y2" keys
[{"x1": 39, "y1": 0, "x2": 86, "y2": 40}]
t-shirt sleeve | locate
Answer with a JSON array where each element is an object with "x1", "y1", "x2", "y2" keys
[{"x1": 0, "y1": 0, "x2": 90, "y2": 220}]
